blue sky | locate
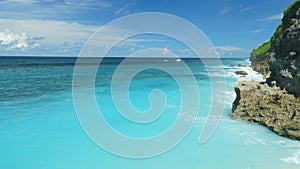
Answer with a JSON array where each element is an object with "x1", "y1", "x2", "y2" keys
[{"x1": 0, "y1": 0, "x2": 295, "y2": 57}]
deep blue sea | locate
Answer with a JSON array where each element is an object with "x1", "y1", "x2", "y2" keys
[{"x1": 0, "y1": 57, "x2": 300, "y2": 169}]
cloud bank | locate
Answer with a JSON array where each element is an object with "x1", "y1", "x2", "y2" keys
[{"x1": 0, "y1": 29, "x2": 41, "y2": 51}]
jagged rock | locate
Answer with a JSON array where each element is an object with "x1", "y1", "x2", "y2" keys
[
  {"x1": 232, "y1": 81, "x2": 300, "y2": 140},
  {"x1": 232, "y1": 1, "x2": 300, "y2": 141},
  {"x1": 235, "y1": 70, "x2": 248, "y2": 76},
  {"x1": 250, "y1": 53, "x2": 271, "y2": 78},
  {"x1": 267, "y1": 1, "x2": 300, "y2": 96}
]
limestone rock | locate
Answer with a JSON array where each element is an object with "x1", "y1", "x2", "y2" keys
[{"x1": 232, "y1": 81, "x2": 300, "y2": 140}]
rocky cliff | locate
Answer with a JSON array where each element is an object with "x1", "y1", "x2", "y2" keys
[
  {"x1": 232, "y1": 0, "x2": 300, "y2": 140},
  {"x1": 267, "y1": 1, "x2": 300, "y2": 96},
  {"x1": 250, "y1": 42, "x2": 271, "y2": 78},
  {"x1": 232, "y1": 81, "x2": 300, "y2": 140}
]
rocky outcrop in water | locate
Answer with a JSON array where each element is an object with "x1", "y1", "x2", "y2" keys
[
  {"x1": 235, "y1": 70, "x2": 248, "y2": 76},
  {"x1": 232, "y1": 81, "x2": 300, "y2": 140},
  {"x1": 232, "y1": 0, "x2": 300, "y2": 140}
]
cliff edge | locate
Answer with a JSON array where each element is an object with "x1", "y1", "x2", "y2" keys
[
  {"x1": 232, "y1": 0, "x2": 300, "y2": 140},
  {"x1": 268, "y1": 1, "x2": 300, "y2": 96}
]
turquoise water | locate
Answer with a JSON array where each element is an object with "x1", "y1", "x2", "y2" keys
[{"x1": 0, "y1": 57, "x2": 300, "y2": 169}]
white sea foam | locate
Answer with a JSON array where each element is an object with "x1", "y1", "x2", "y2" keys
[
  {"x1": 281, "y1": 151, "x2": 300, "y2": 164},
  {"x1": 243, "y1": 135, "x2": 267, "y2": 145},
  {"x1": 238, "y1": 67, "x2": 264, "y2": 82},
  {"x1": 225, "y1": 90, "x2": 236, "y2": 105},
  {"x1": 220, "y1": 65, "x2": 265, "y2": 82},
  {"x1": 205, "y1": 63, "x2": 264, "y2": 82}
]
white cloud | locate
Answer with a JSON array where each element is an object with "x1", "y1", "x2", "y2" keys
[
  {"x1": 2, "y1": 0, "x2": 112, "y2": 7},
  {"x1": 219, "y1": 5, "x2": 253, "y2": 16},
  {"x1": 0, "y1": 19, "x2": 99, "y2": 55},
  {"x1": 219, "y1": 6, "x2": 231, "y2": 16},
  {"x1": 0, "y1": 18, "x2": 232, "y2": 57},
  {"x1": 168, "y1": 46, "x2": 248, "y2": 58},
  {"x1": 239, "y1": 5, "x2": 254, "y2": 12},
  {"x1": 2, "y1": 0, "x2": 35, "y2": 3},
  {"x1": 213, "y1": 46, "x2": 251, "y2": 57},
  {"x1": 251, "y1": 29, "x2": 266, "y2": 33},
  {"x1": 64, "y1": 0, "x2": 112, "y2": 9},
  {"x1": 0, "y1": 18, "x2": 168, "y2": 56},
  {"x1": 0, "y1": 18, "x2": 97, "y2": 45},
  {"x1": 0, "y1": 29, "x2": 40, "y2": 51},
  {"x1": 0, "y1": 0, "x2": 114, "y2": 23},
  {"x1": 257, "y1": 13, "x2": 283, "y2": 21},
  {"x1": 115, "y1": 4, "x2": 129, "y2": 16},
  {"x1": 214, "y1": 46, "x2": 241, "y2": 51}
]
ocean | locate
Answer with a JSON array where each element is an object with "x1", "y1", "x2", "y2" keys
[{"x1": 0, "y1": 57, "x2": 300, "y2": 169}]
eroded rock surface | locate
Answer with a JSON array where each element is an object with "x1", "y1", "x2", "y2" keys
[
  {"x1": 232, "y1": 1, "x2": 300, "y2": 140},
  {"x1": 232, "y1": 81, "x2": 300, "y2": 140}
]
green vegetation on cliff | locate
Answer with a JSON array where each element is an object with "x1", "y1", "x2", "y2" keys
[
  {"x1": 249, "y1": 0, "x2": 300, "y2": 77},
  {"x1": 282, "y1": 0, "x2": 300, "y2": 30},
  {"x1": 284, "y1": 0, "x2": 300, "y2": 16},
  {"x1": 250, "y1": 19, "x2": 282, "y2": 78},
  {"x1": 250, "y1": 24, "x2": 282, "y2": 58},
  {"x1": 250, "y1": 40, "x2": 272, "y2": 78},
  {"x1": 270, "y1": 24, "x2": 282, "y2": 45},
  {"x1": 251, "y1": 0, "x2": 300, "y2": 59},
  {"x1": 250, "y1": 41, "x2": 271, "y2": 57},
  {"x1": 233, "y1": 0, "x2": 300, "y2": 141}
]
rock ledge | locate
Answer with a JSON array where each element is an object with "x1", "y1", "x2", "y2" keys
[{"x1": 232, "y1": 81, "x2": 300, "y2": 140}]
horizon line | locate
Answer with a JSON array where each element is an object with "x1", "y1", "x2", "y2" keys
[{"x1": 0, "y1": 55, "x2": 249, "y2": 59}]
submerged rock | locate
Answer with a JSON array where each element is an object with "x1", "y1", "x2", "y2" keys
[
  {"x1": 235, "y1": 70, "x2": 248, "y2": 76},
  {"x1": 238, "y1": 64, "x2": 247, "y2": 67},
  {"x1": 232, "y1": 81, "x2": 300, "y2": 140}
]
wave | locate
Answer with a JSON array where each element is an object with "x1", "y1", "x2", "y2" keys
[{"x1": 281, "y1": 151, "x2": 300, "y2": 164}]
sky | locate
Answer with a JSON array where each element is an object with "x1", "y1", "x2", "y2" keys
[{"x1": 0, "y1": 0, "x2": 295, "y2": 58}]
